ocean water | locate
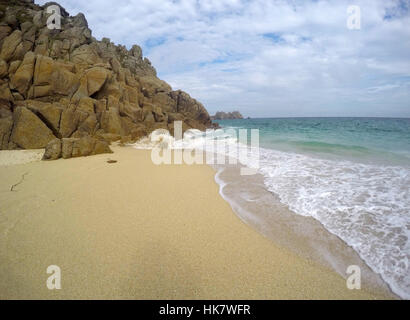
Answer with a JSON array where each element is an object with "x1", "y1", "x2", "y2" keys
[
  {"x1": 133, "y1": 117, "x2": 410, "y2": 299},
  {"x1": 216, "y1": 117, "x2": 410, "y2": 299}
]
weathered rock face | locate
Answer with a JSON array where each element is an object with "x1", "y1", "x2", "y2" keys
[
  {"x1": 0, "y1": 115, "x2": 13, "y2": 149},
  {"x1": 11, "y1": 106, "x2": 56, "y2": 149},
  {"x1": 0, "y1": 0, "x2": 212, "y2": 158},
  {"x1": 43, "y1": 136, "x2": 112, "y2": 160},
  {"x1": 42, "y1": 138, "x2": 61, "y2": 160},
  {"x1": 10, "y1": 51, "x2": 35, "y2": 96}
]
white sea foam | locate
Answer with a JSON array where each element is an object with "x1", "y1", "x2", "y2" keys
[
  {"x1": 219, "y1": 141, "x2": 410, "y2": 299},
  {"x1": 132, "y1": 128, "x2": 410, "y2": 299},
  {"x1": 217, "y1": 139, "x2": 410, "y2": 299},
  {"x1": 255, "y1": 147, "x2": 410, "y2": 299}
]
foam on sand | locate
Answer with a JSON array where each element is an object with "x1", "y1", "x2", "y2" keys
[{"x1": 0, "y1": 149, "x2": 44, "y2": 166}]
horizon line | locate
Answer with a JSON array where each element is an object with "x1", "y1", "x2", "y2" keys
[{"x1": 214, "y1": 116, "x2": 410, "y2": 120}]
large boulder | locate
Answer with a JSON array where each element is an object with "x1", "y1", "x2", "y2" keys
[
  {"x1": 57, "y1": 136, "x2": 112, "y2": 159},
  {"x1": 26, "y1": 100, "x2": 63, "y2": 134},
  {"x1": 77, "y1": 97, "x2": 95, "y2": 114},
  {"x1": 10, "y1": 107, "x2": 56, "y2": 149},
  {"x1": 30, "y1": 55, "x2": 75, "y2": 98},
  {"x1": 61, "y1": 138, "x2": 75, "y2": 159},
  {"x1": 59, "y1": 104, "x2": 84, "y2": 138},
  {"x1": 42, "y1": 138, "x2": 62, "y2": 160},
  {"x1": 75, "y1": 113, "x2": 98, "y2": 136},
  {"x1": 139, "y1": 76, "x2": 171, "y2": 98},
  {"x1": 70, "y1": 44, "x2": 101, "y2": 65},
  {"x1": 59, "y1": 26, "x2": 91, "y2": 45},
  {"x1": 10, "y1": 51, "x2": 35, "y2": 96},
  {"x1": 71, "y1": 67, "x2": 109, "y2": 101},
  {"x1": 95, "y1": 75, "x2": 121, "y2": 100},
  {"x1": 71, "y1": 75, "x2": 89, "y2": 102},
  {"x1": 51, "y1": 67, "x2": 79, "y2": 96},
  {"x1": 8, "y1": 60, "x2": 22, "y2": 76},
  {"x1": 0, "y1": 30, "x2": 22, "y2": 62},
  {"x1": 100, "y1": 107, "x2": 123, "y2": 135},
  {"x1": 33, "y1": 55, "x2": 54, "y2": 91},
  {"x1": 85, "y1": 67, "x2": 109, "y2": 96}
]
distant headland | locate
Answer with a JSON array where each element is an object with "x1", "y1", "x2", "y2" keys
[{"x1": 211, "y1": 111, "x2": 244, "y2": 120}]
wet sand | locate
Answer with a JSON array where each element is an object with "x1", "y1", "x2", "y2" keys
[
  {"x1": 214, "y1": 164, "x2": 397, "y2": 299},
  {"x1": 0, "y1": 146, "x2": 390, "y2": 299}
]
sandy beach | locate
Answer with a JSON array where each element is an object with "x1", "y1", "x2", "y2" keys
[{"x1": 0, "y1": 146, "x2": 390, "y2": 299}]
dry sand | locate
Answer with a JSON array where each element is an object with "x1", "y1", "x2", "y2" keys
[{"x1": 0, "y1": 146, "x2": 389, "y2": 299}]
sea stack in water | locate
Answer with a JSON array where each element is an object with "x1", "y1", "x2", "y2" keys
[{"x1": 0, "y1": 0, "x2": 212, "y2": 159}]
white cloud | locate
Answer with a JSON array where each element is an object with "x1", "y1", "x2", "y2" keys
[{"x1": 36, "y1": 0, "x2": 410, "y2": 117}]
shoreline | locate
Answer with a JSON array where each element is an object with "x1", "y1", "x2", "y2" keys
[
  {"x1": 0, "y1": 146, "x2": 392, "y2": 299},
  {"x1": 212, "y1": 163, "x2": 398, "y2": 299}
]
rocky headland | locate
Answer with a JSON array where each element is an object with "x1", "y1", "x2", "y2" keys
[
  {"x1": 211, "y1": 111, "x2": 243, "y2": 120},
  {"x1": 0, "y1": 0, "x2": 213, "y2": 160}
]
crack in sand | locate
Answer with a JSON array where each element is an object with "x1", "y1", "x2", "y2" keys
[{"x1": 10, "y1": 172, "x2": 29, "y2": 192}]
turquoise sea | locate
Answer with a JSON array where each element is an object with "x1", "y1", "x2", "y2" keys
[
  {"x1": 216, "y1": 117, "x2": 410, "y2": 299},
  {"x1": 217, "y1": 117, "x2": 410, "y2": 166}
]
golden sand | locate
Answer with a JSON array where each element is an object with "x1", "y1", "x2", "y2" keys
[{"x1": 0, "y1": 146, "x2": 389, "y2": 299}]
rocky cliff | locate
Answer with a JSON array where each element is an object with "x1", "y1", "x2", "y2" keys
[
  {"x1": 211, "y1": 111, "x2": 243, "y2": 120},
  {"x1": 0, "y1": 0, "x2": 213, "y2": 159}
]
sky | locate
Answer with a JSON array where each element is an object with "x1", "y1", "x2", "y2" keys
[{"x1": 37, "y1": 0, "x2": 410, "y2": 118}]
